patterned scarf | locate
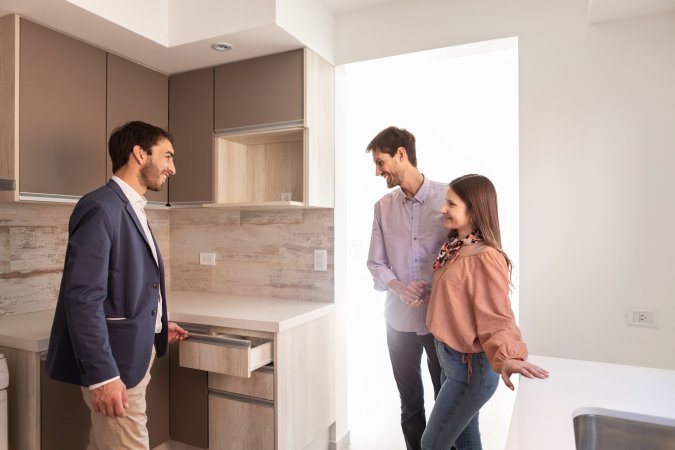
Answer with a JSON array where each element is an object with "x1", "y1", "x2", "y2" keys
[{"x1": 432, "y1": 230, "x2": 484, "y2": 270}]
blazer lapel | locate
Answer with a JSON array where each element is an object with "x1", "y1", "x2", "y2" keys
[{"x1": 107, "y1": 181, "x2": 159, "y2": 268}]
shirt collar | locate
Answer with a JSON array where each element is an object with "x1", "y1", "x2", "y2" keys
[
  {"x1": 400, "y1": 174, "x2": 431, "y2": 204},
  {"x1": 111, "y1": 175, "x2": 147, "y2": 209}
]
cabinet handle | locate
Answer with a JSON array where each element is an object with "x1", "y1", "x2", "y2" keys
[
  {"x1": 186, "y1": 333, "x2": 252, "y2": 349},
  {"x1": 0, "y1": 179, "x2": 15, "y2": 191},
  {"x1": 209, "y1": 389, "x2": 274, "y2": 407}
]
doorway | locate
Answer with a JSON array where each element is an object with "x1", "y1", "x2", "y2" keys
[{"x1": 335, "y1": 37, "x2": 520, "y2": 450}]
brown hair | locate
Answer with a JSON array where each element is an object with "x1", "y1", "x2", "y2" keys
[
  {"x1": 449, "y1": 174, "x2": 512, "y2": 275},
  {"x1": 365, "y1": 126, "x2": 417, "y2": 167},
  {"x1": 109, "y1": 121, "x2": 173, "y2": 173}
]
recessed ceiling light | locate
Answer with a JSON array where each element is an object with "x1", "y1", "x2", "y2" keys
[{"x1": 211, "y1": 42, "x2": 233, "y2": 52}]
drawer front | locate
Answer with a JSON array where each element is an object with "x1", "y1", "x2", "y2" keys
[
  {"x1": 209, "y1": 391, "x2": 274, "y2": 450},
  {"x1": 209, "y1": 365, "x2": 274, "y2": 401},
  {"x1": 179, "y1": 334, "x2": 273, "y2": 378}
]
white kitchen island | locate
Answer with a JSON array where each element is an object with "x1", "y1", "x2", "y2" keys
[{"x1": 506, "y1": 355, "x2": 675, "y2": 450}]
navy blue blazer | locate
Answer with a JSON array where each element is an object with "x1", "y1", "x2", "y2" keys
[{"x1": 45, "y1": 180, "x2": 168, "y2": 389}]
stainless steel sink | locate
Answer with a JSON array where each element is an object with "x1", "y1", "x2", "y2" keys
[{"x1": 573, "y1": 408, "x2": 675, "y2": 450}]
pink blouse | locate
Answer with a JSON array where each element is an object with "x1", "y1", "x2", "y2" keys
[{"x1": 427, "y1": 246, "x2": 528, "y2": 373}]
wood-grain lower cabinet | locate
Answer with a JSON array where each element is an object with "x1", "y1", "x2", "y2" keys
[
  {"x1": 0, "y1": 344, "x2": 170, "y2": 450},
  {"x1": 175, "y1": 312, "x2": 335, "y2": 450},
  {"x1": 209, "y1": 391, "x2": 274, "y2": 450}
]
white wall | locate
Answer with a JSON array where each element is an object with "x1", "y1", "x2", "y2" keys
[
  {"x1": 276, "y1": 0, "x2": 335, "y2": 63},
  {"x1": 334, "y1": 0, "x2": 675, "y2": 370}
]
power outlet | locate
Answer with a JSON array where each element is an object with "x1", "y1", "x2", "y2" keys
[
  {"x1": 626, "y1": 307, "x2": 658, "y2": 328},
  {"x1": 314, "y1": 249, "x2": 327, "y2": 271},
  {"x1": 199, "y1": 252, "x2": 216, "y2": 266}
]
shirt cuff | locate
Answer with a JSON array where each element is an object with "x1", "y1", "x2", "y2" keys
[{"x1": 89, "y1": 376, "x2": 121, "y2": 390}]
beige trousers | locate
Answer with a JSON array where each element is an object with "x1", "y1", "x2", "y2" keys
[{"x1": 81, "y1": 351, "x2": 155, "y2": 450}]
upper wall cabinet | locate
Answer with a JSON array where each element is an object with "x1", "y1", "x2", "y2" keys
[
  {"x1": 168, "y1": 68, "x2": 214, "y2": 204},
  {"x1": 19, "y1": 18, "x2": 107, "y2": 200},
  {"x1": 214, "y1": 50, "x2": 303, "y2": 132},
  {"x1": 107, "y1": 53, "x2": 169, "y2": 204},
  {"x1": 208, "y1": 48, "x2": 334, "y2": 208},
  {"x1": 0, "y1": 15, "x2": 19, "y2": 202},
  {"x1": 0, "y1": 15, "x2": 170, "y2": 204}
]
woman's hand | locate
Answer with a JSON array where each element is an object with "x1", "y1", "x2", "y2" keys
[{"x1": 501, "y1": 359, "x2": 549, "y2": 390}]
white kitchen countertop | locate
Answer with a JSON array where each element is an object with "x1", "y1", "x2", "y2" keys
[
  {"x1": 0, "y1": 291, "x2": 333, "y2": 353},
  {"x1": 167, "y1": 290, "x2": 334, "y2": 332},
  {"x1": 0, "y1": 308, "x2": 55, "y2": 353},
  {"x1": 505, "y1": 355, "x2": 675, "y2": 450}
]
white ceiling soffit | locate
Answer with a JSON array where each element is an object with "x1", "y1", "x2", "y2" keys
[
  {"x1": 588, "y1": 0, "x2": 675, "y2": 23},
  {"x1": 0, "y1": 0, "x2": 320, "y2": 74},
  {"x1": 65, "y1": 0, "x2": 277, "y2": 47},
  {"x1": 319, "y1": 0, "x2": 400, "y2": 14}
]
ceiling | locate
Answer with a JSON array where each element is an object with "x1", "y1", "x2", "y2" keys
[{"x1": 1, "y1": 0, "x2": 673, "y2": 75}]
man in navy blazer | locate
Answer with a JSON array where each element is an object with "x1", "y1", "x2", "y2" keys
[{"x1": 45, "y1": 121, "x2": 189, "y2": 449}]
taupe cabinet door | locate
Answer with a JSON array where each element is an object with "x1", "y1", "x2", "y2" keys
[
  {"x1": 168, "y1": 68, "x2": 214, "y2": 203},
  {"x1": 214, "y1": 49, "x2": 303, "y2": 131},
  {"x1": 107, "y1": 53, "x2": 169, "y2": 203},
  {"x1": 19, "y1": 19, "x2": 107, "y2": 197}
]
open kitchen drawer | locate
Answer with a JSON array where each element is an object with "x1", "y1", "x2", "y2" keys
[{"x1": 179, "y1": 330, "x2": 273, "y2": 378}]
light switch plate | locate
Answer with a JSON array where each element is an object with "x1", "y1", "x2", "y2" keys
[
  {"x1": 199, "y1": 252, "x2": 216, "y2": 266},
  {"x1": 314, "y1": 249, "x2": 327, "y2": 271}
]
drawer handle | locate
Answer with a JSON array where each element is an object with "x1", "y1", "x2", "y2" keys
[
  {"x1": 187, "y1": 333, "x2": 252, "y2": 349},
  {"x1": 209, "y1": 389, "x2": 274, "y2": 407}
]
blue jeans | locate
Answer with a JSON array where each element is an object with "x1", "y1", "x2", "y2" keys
[
  {"x1": 421, "y1": 340, "x2": 499, "y2": 450},
  {"x1": 386, "y1": 323, "x2": 444, "y2": 450}
]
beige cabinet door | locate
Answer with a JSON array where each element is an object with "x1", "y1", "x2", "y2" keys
[
  {"x1": 214, "y1": 49, "x2": 303, "y2": 131},
  {"x1": 168, "y1": 68, "x2": 214, "y2": 203},
  {"x1": 106, "y1": 53, "x2": 169, "y2": 204},
  {"x1": 209, "y1": 392, "x2": 274, "y2": 450},
  {"x1": 19, "y1": 18, "x2": 107, "y2": 198}
]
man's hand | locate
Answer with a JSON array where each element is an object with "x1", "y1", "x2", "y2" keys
[
  {"x1": 91, "y1": 378, "x2": 128, "y2": 418},
  {"x1": 168, "y1": 321, "x2": 189, "y2": 344},
  {"x1": 389, "y1": 280, "x2": 428, "y2": 307}
]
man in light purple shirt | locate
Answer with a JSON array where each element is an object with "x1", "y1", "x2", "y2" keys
[{"x1": 367, "y1": 126, "x2": 448, "y2": 450}]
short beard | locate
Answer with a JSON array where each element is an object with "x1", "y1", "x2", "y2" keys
[{"x1": 140, "y1": 161, "x2": 163, "y2": 192}]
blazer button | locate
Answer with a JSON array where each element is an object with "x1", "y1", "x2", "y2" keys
[
  {"x1": 151, "y1": 309, "x2": 157, "y2": 316},
  {"x1": 152, "y1": 282, "x2": 159, "y2": 288}
]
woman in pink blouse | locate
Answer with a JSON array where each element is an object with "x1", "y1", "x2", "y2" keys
[{"x1": 420, "y1": 174, "x2": 548, "y2": 450}]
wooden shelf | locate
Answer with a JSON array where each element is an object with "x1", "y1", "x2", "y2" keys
[
  {"x1": 214, "y1": 127, "x2": 306, "y2": 206},
  {"x1": 203, "y1": 201, "x2": 307, "y2": 210}
]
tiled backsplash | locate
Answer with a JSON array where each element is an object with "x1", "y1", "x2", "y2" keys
[
  {"x1": 170, "y1": 208, "x2": 334, "y2": 302},
  {"x1": 0, "y1": 203, "x2": 333, "y2": 317},
  {"x1": 0, "y1": 202, "x2": 170, "y2": 317}
]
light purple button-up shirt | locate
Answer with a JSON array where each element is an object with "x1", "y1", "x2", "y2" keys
[{"x1": 367, "y1": 176, "x2": 448, "y2": 334}]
